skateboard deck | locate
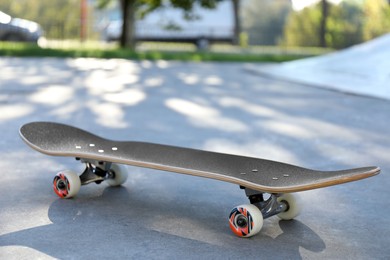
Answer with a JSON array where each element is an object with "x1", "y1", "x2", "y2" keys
[{"x1": 19, "y1": 122, "x2": 379, "y2": 193}]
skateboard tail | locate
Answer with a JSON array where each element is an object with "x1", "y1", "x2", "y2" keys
[
  {"x1": 183, "y1": 166, "x2": 380, "y2": 193},
  {"x1": 261, "y1": 166, "x2": 380, "y2": 193}
]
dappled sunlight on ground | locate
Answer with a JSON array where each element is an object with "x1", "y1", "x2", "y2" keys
[
  {"x1": 29, "y1": 85, "x2": 74, "y2": 106},
  {"x1": 165, "y1": 98, "x2": 248, "y2": 133},
  {"x1": 102, "y1": 89, "x2": 146, "y2": 105},
  {"x1": 86, "y1": 101, "x2": 129, "y2": 128},
  {"x1": 0, "y1": 57, "x2": 388, "y2": 169},
  {"x1": 202, "y1": 138, "x2": 299, "y2": 163},
  {"x1": 218, "y1": 97, "x2": 283, "y2": 118},
  {"x1": 0, "y1": 57, "x2": 388, "y2": 168},
  {"x1": 0, "y1": 57, "x2": 389, "y2": 259},
  {"x1": 0, "y1": 246, "x2": 52, "y2": 260},
  {"x1": 0, "y1": 104, "x2": 34, "y2": 122}
]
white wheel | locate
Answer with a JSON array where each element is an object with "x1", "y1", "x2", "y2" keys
[
  {"x1": 229, "y1": 204, "x2": 263, "y2": 238},
  {"x1": 53, "y1": 170, "x2": 81, "y2": 199},
  {"x1": 105, "y1": 163, "x2": 128, "y2": 186},
  {"x1": 277, "y1": 193, "x2": 301, "y2": 220}
]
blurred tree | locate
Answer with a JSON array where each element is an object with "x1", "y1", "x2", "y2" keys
[
  {"x1": 0, "y1": 0, "x2": 93, "y2": 40},
  {"x1": 282, "y1": 0, "x2": 390, "y2": 49},
  {"x1": 242, "y1": 0, "x2": 292, "y2": 45},
  {"x1": 97, "y1": 0, "x2": 222, "y2": 49},
  {"x1": 319, "y1": 0, "x2": 329, "y2": 47},
  {"x1": 326, "y1": 1, "x2": 363, "y2": 48},
  {"x1": 362, "y1": 0, "x2": 390, "y2": 40},
  {"x1": 282, "y1": 3, "x2": 321, "y2": 47},
  {"x1": 232, "y1": 0, "x2": 241, "y2": 45}
]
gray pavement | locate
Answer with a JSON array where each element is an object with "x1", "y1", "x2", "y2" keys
[{"x1": 0, "y1": 57, "x2": 389, "y2": 259}]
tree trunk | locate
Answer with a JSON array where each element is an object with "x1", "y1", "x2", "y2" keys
[
  {"x1": 232, "y1": 0, "x2": 241, "y2": 45},
  {"x1": 80, "y1": 0, "x2": 87, "y2": 42},
  {"x1": 319, "y1": 0, "x2": 328, "y2": 48},
  {"x1": 120, "y1": 0, "x2": 136, "y2": 49}
]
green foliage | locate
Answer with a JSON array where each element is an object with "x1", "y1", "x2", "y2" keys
[
  {"x1": 326, "y1": 1, "x2": 364, "y2": 48},
  {"x1": 96, "y1": 0, "x2": 115, "y2": 9},
  {"x1": 136, "y1": 0, "x2": 222, "y2": 22},
  {"x1": 0, "y1": 0, "x2": 96, "y2": 40},
  {"x1": 0, "y1": 41, "x2": 317, "y2": 62},
  {"x1": 0, "y1": 0, "x2": 220, "y2": 42},
  {"x1": 239, "y1": 32, "x2": 249, "y2": 48},
  {"x1": 97, "y1": 0, "x2": 221, "y2": 19},
  {"x1": 281, "y1": 0, "x2": 390, "y2": 49},
  {"x1": 362, "y1": 0, "x2": 390, "y2": 40},
  {"x1": 96, "y1": 0, "x2": 223, "y2": 48},
  {"x1": 282, "y1": 5, "x2": 322, "y2": 47}
]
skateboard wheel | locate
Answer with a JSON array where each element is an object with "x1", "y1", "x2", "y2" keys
[
  {"x1": 277, "y1": 193, "x2": 301, "y2": 220},
  {"x1": 53, "y1": 170, "x2": 81, "y2": 199},
  {"x1": 229, "y1": 204, "x2": 263, "y2": 238},
  {"x1": 106, "y1": 163, "x2": 128, "y2": 186}
]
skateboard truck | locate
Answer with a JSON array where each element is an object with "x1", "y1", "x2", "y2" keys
[
  {"x1": 76, "y1": 158, "x2": 114, "y2": 185},
  {"x1": 229, "y1": 187, "x2": 301, "y2": 238},
  {"x1": 52, "y1": 158, "x2": 128, "y2": 199},
  {"x1": 242, "y1": 187, "x2": 288, "y2": 219}
]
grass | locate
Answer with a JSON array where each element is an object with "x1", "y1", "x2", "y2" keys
[{"x1": 0, "y1": 41, "x2": 330, "y2": 62}]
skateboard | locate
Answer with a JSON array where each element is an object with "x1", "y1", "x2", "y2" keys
[{"x1": 20, "y1": 122, "x2": 380, "y2": 238}]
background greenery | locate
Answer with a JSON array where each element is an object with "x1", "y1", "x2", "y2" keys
[
  {"x1": 242, "y1": 0, "x2": 390, "y2": 49},
  {"x1": 0, "y1": 0, "x2": 389, "y2": 51},
  {"x1": 0, "y1": 0, "x2": 95, "y2": 40},
  {"x1": 0, "y1": 41, "x2": 325, "y2": 62},
  {"x1": 279, "y1": 0, "x2": 390, "y2": 49}
]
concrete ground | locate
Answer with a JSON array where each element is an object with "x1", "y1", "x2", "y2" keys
[
  {"x1": 0, "y1": 57, "x2": 389, "y2": 259},
  {"x1": 247, "y1": 33, "x2": 390, "y2": 100}
]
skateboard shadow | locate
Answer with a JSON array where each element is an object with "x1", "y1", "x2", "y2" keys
[
  {"x1": 272, "y1": 220, "x2": 326, "y2": 254},
  {"x1": 0, "y1": 186, "x2": 326, "y2": 258}
]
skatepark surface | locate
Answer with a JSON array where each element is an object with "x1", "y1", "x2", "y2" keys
[
  {"x1": 0, "y1": 56, "x2": 389, "y2": 259},
  {"x1": 246, "y1": 33, "x2": 390, "y2": 101}
]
